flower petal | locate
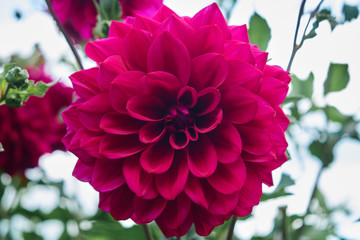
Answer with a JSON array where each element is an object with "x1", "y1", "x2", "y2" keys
[
  {"x1": 192, "y1": 87, "x2": 221, "y2": 116},
  {"x1": 133, "y1": 196, "x2": 167, "y2": 223},
  {"x1": 155, "y1": 150, "x2": 189, "y2": 200},
  {"x1": 109, "y1": 185, "x2": 134, "y2": 220},
  {"x1": 70, "y1": 67, "x2": 99, "y2": 100},
  {"x1": 184, "y1": 174, "x2": 215, "y2": 209},
  {"x1": 152, "y1": 5, "x2": 179, "y2": 22},
  {"x1": 72, "y1": 160, "x2": 93, "y2": 182},
  {"x1": 100, "y1": 134, "x2": 146, "y2": 159},
  {"x1": 126, "y1": 95, "x2": 166, "y2": 121},
  {"x1": 188, "y1": 25, "x2": 224, "y2": 58},
  {"x1": 237, "y1": 126, "x2": 273, "y2": 155},
  {"x1": 91, "y1": 159, "x2": 125, "y2": 192},
  {"x1": 177, "y1": 86, "x2": 197, "y2": 108},
  {"x1": 147, "y1": 31, "x2": 191, "y2": 85},
  {"x1": 194, "y1": 108, "x2": 223, "y2": 134},
  {"x1": 207, "y1": 159, "x2": 246, "y2": 194},
  {"x1": 208, "y1": 191, "x2": 239, "y2": 215},
  {"x1": 189, "y1": 53, "x2": 228, "y2": 91},
  {"x1": 97, "y1": 55, "x2": 127, "y2": 91},
  {"x1": 85, "y1": 37, "x2": 123, "y2": 63},
  {"x1": 226, "y1": 60, "x2": 263, "y2": 92},
  {"x1": 140, "y1": 138, "x2": 174, "y2": 173},
  {"x1": 108, "y1": 21, "x2": 132, "y2": 38},
  {"x1": 208, "y1": 122, "x2": 242, "y2": 164},
  {"x1": 169, "y1": 131, "x2": 189, "y2": 150},
  {"x1": 187, "y1": 134, "x2": 217, "y2": 177},
  {"x1": 229, "y1": 25, "x2": 250, "y2": 43},
  {"x1": 100, "y1": 112, "x2": 144, "y2": 135},
  {"x1": 224, "y1": 41, "x2": 255, "y2": 65},
  {"x1": 139, "y1": 121, "x2": 166, "y2": 143}
]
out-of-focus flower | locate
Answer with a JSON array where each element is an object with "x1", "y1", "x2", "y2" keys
[
  {"x1": 63, "y1": 3, "x2": 290, "y2": 237},
  {"x1": 119, "y1": 0, "x2": 163, "y2": 18},
  {"x1": 50, "y1": 0, "x2": 98, "y2": 41},
  {"x1": 0, "y1": 64, "x2": 73, "y2": 176}
]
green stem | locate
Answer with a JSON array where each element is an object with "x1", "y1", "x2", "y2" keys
[
  {"x1": 226, "y1": 216, "x2": 237, "y2": 240},
  {"x1": 44, "y1": 0, "x2": 84, "y2": 70},
  {"x1": 143, "y1": 224, "x2": 154, "y2": 240}
]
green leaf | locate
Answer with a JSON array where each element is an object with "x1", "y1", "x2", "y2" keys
[
  {"x1": 0, "y1": 142, "x2": 4, "y2": 152},
  {"x1": 324, "y1": 63, "x2": 350, "y2": 95},
  {"x1": 324, "y1": 106, "x2": 348, "y2": 123},
  {"x1": 261, "y1": 174, "x2": 295, "y2": 201},
  {"x1": 343, "y1": 4, "x2": 359, "y2": 22},
  {"x1": 248, "y1": 13, "x2": 271, "y2": 51},
  {"x1": 290, "y1": 72, "x2": 314, "y2": 99},
  {"x1": 20, "y1": 80, "x2": 55, "y2": 102},
  {"x1": 309, "y1": 140, "x2": 335, "y2": 167}
]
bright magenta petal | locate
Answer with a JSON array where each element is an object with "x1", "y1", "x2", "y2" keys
[
  {"x1": 140, "y1": 138, "x2": 174, "y2": 173},
  {"x1": 184, "y1": 174, "x2": 215, "y2": 209},
  {"x1": 126, "y1": 95, "x2": 166, "y2": 121},
  {"x1": 100, "y1": 134, "x2": 146, "y2": 159},
  {"x1": 85, "y1": 37, "x2": 123, "y2": 63},
  {"x1": 139, "y1": 121, "x2": 166, "y2": 143},
  {"x1": 100, "y1": 112, "x2": 144, "y2": 135}
]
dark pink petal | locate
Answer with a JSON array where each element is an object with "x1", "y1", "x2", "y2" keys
[
  {"x1": 79, "y1": 134, "x2": 102, "y2": 158},
  {"x1": 155, "y1": 150, "x2": 189, "y2": 200},
  {"x1": 100, "y1": 112, "x2": 144, "y2": 135},
  {"x1": 177, "y1": 86, "x2": 197, "y2": 108},
  {"x1": 147, "y1": 31, "x2": 191, "y2": 85},
  {"x1": 126, "y1": 95, "x2": 166, "y2": 121},
  {"x1": 246, "y1": 162, "x2": 274, "y2": 186},
  {"x1": 78, "y1": 93, "x2": 112, "y2": 113},
  {"x1": 268, "y1": 125, "x2": 288, "y2": 154},
  {"x1": 123, "y1": 155, "x2": 156, "y2": 198},
  {"x1": 169, "y1": 131, "x2": 189, "y2": 150},
  {"x1": 194, "y1": 108, "x2": 223, "y2": 134},
  {"x1": 91, "y1": 159, "x2": 125, "y2": 192},
  {"x1": 156, "y1": 193, "x2": 191, "y2": 230},
  {"x1": 72, "y1": 160, "x2": 93, "y2": 182},
  {"x1": 157, "y1": 211, "x2": 193, "y2": 238},
  {"x1": 109, "y1": 185, "x2": 134, "y2": 220},
  {"x1": 108, "y1": 21, "x2": 132, "y2": 38},
  {"x1": 192, "y1": 87, "x2": 221, "y2": 116},
  {"x1": 99, "y1": 191, "x2": 112, "y2": 212},
  {"x1": 225, "y1": 60, "x2": 263, "y2": 92},
  {"x1": 224, "y1": 41, "x2": 255, "y2": 65},
  {"x1": 110, "y1": 71, "x2": 145, "y2": 113},
  {"x1": 209, "y1": 122, "x2": 242, "y2": 164},
  {"x1": 184, "y1": 174, "x2": 215, "y2": 209},
  {"x1": 156, "y1": 15, "x2": 195, "y2": 49},
  {"x1": 220, "y1": 84, "x2": 258, "y2": 124},
  {"x1": 133, "y1": 15, "x2": 160, "y2": 32},
  {"x1": 208, "y1": 191, "x2": 239, "y2": 215},
  {"x1": 140, "y1": 138, "x2": 174, "y2": 173},
  {"x1": 229, "y1": 25, "x2": 250, "y2": 43},
  {"x1": 190, "y1": 3, "x2": 230, "y2": 39},
  {"x1": 207, "y1": 159, "x2": 246, "y2": 194},
  {"x1": 153, "y1": 5, "x2": 179, "y2": 22},
  {"x1": 133, "y1": 196, "x2": 167, "y2": 223},
  {"x1": 250, "y1": 96, "x2": 276, "y2": 128},
  {"x1": 100, "y1": 134, "x2": 146, "y2": 159},
  {"x1": 187, "y1": 126, "x2": 198, "y2": 141},
  {"x1": 236, "y1": 167, "x2": 262, "y2": 208},
  {"x1": 97, "y1": 55, "x2": 127, "y2": 91},
  {"x1": 188, "y1": 25, "x2": 224, "y2": 58},
  {"x1": 139, "y1": 72, "x2": 182, "y2": 105},
  {"x1": 85, "y1": 37, "x2": 123, "y2": 63},
  {"x1": 237, "y1": 126, "x2": 273, "y2": 155},
  {"x1": 193, "y1": 206, "x2": 224, "y2": 236},
  {"x1": 139, "y1": 121, "x2": 166, "y2": 143},
  {"x1": 121, "y1": 29, "x2": 152, "y2": 72},
  {"x1": 70, "y1": 67, "x2": 99, "y2": 100},
  {"x1": 251, "y1": 45, "x2": 268, "y2": 70},
  {"x1": 78, "y1": 111, "x2": 102, "y2": 132},
  {"x1": 187, "y1": 134, "x2": 217, "y2": 177},
  {"x1": 189, "y1": 53, "x2": 228, "y2": 91}
]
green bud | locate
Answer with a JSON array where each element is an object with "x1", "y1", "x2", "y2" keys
[
  {"x1": 5, "y1": 92, "x2": 22, "y2": 108},
  {"x1": 19, "y1": 82, "x2": 30, "y2": 91},
  {"x1": 5, "y1": 67, "x2": 29, "y2": 88}
]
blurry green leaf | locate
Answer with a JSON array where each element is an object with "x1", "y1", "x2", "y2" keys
[
  {"x1": 309, "y1": 140, "x2": 335, "y2": 167},
  {"x1": 343, "y1": 4, "x2": 359, "y2": 22},
  {"x1": 261, "y1": 174, "x2": 295, "y2": 201},
  {"x1": 324, "y1": 63, "x2": 349, "y2": 95},
  {"x1": 19, "y1": 80, "x2": 55, "y2": 102},
  {"x1": 325, "y1": 106, "x2": 348, "y2": 123},
  {"x1": 290, "y1": 72, "x2": 314, "y2": 99},
  {"x1": 248, "y1": 13, "x2": 271, "y2": 51},
  {"x1": 0, "y1": 142, "x2": 4, "y2": 152},
  {"x1": 22, "y1": 232, "x2": 44, "y2": 240}
]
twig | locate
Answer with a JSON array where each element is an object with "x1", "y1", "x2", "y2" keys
[
  {"x1": 226, "y1": 216, "x2": 237, "y2": 240},
  {"x1": 143, "y1": 224, "x2": 154, "y2": 240},
  {"x1": 44, "y1": 0, "x2": 84, "y2": 70}
]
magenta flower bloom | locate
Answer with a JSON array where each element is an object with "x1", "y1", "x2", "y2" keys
[
  {"x1": 119, "y1": 0, "x2": 163, "y2": 18},
  {"x1": 0, "y1": 65, "x2": 73, "y2": 176},
  {"x1": 50, "y1": 0, "x2": 98, "y2": 41},
  {"x1": 63, "y1": 3, "x2": 290, "y2": 237}
]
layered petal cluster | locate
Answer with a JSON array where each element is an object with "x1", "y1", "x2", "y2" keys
[
  {"x1": 50, "y1": 0, "x2": 98, "y2": 41},
  {"x1": 0, "y1": 65, "x2": 73, "y2": 176},
  {"x1": 63, "y1": 3, "x2": 290, "y2": 237},
  {"x1": 120, "y1": 0, "x2": 163, "y2": 18}
]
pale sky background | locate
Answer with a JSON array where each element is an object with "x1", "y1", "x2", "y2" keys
[{"x1": 0, "y1": 0, "x2": 360, "y2": 239}]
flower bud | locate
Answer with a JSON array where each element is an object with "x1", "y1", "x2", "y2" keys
[
  {"x1": 5, "y1": 67, "x2": 29, "y2": 88},
  {"x1": 5, "y1": 93, "x2": 22, "y2": 108}
]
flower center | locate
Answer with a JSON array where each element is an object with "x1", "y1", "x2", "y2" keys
[{"x1": 166, "y1": 105, "x2": 194, "y2": 131}]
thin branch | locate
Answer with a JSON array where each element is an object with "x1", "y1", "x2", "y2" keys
[
  {"x1": 143, "y1": 224, "x2": 154, "y2": 240},
  {"x1": 226, "y1": 216, "x2": 237, "y2": 240},
  {"x1": 44, "y1": 0, "x2": 84, "y2": 70}
]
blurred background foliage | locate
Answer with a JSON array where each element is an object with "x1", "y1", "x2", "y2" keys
[{"x1": 1, "y1": 0, "x2": 360, "y2": 239}]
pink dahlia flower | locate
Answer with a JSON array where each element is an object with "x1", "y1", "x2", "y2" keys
[
  {"x1": 119, "y1": 0, "x2": 163, "y2": 18},
  {"x1": 63, "y1": 3, "x2": 290, "y2": 237},
  {"x1": 50, "y1": 0, "x2": 97, "y2": 41},
  {"x1": 0, "y1": 65, "x2": 73, "y2": 176}
]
